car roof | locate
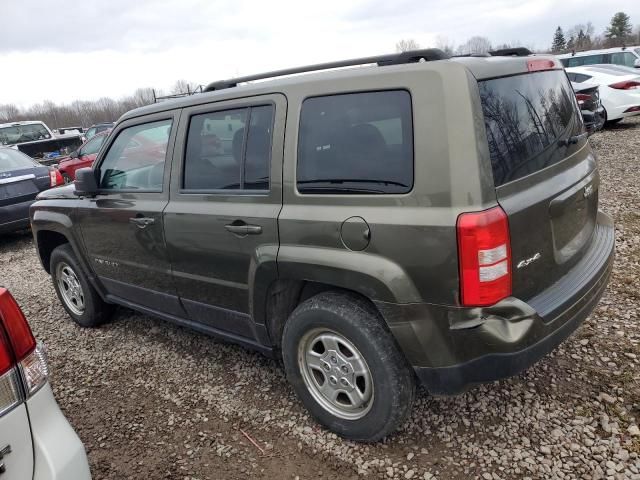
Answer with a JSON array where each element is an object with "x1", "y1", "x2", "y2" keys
[
  {"x1": 556, "y1": 46, "x2": 640, "y2": 58},
  {"x1": 0, "y1": 120, "x2": 46, "y2": 128},
  {"x1": 119, "y1": 53, "x2": 560, "y2": 123}
]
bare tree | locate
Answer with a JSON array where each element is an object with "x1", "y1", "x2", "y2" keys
[
  {"x1": 0, "y1": 104, "x2": 20, "y2": 123},
  {"x1": 435, "y1": 35, "x2": 455, "y2": 56},
  {"x1": 456, "y1": 36, "x2": 492, "y2": 55},
  {"x1": 396, "y1": 39, "x2": 420, "y2": 53},
  {"x1": 171, "y1": 80, "x2": 199, "y2": 95}
]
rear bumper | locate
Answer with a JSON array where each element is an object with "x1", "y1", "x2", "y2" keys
[
  {"x1": 378, "y1": 211, "x2": 615, "y2": 395},
  {"x1": 27, "y1": 383, "x2": 92, "y2": 480},
  {"x1": 0, "y1": 199, "x2": 34, "y2": 233}
]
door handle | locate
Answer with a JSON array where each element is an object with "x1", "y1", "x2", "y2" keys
[
  {"x1": 224, "y1": 223, "x2": 262, "y2": 236},
  {"x1": 129, "y1": 217, "x2": 155, "y2": 228}
]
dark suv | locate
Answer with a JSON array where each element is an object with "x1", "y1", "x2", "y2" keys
[{"x1": 30, "y1": 50, "x2": 614, "y2": 441}]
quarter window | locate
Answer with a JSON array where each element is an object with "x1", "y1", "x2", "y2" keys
[
  {"x1": 183, "y1": 105, "x2": 274, "y2": 191},
  {"x1": 297, "y1": 90, "x2": 413, "y2": 194},
  {"x1": 610, "y1": 52, "x2": 637, "y2": 68},
  {"x1": 98, "y1": 119, "x2": 172, "y2": 191}
]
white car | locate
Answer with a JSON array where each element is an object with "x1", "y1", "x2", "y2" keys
[
  {"x1": 557, "y1": 46, "x2": 640, "y2": 69},
  {"x1": 0, "y1": 287, "x2": 91, "y2": 479},
  {"x1": 565, "y1": 65, "x2": 640, "y2": 123}
]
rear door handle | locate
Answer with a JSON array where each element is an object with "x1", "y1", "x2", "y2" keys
[
  {"x1": 225, "y1": 223, "x2": 262, "y2": 236},
  {"x1": 129, "y1": 217, "x2": 155, "y2": 228}
]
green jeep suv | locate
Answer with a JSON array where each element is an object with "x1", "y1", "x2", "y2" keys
[{"x1": 30, "y1": 49, "x2": 614, "y2": 441}]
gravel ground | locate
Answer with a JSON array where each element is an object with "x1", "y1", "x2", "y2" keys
[{"x1": 1, "y1": 117, "x2": 639, "y2": 480}]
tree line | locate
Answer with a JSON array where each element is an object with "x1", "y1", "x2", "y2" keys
[
  {"x1": 0, "y1": 80, "x2": 199, "y2": 130},
  {"x1": 396, "y1": 11, "x2": 638, "y2": 56},
  {"x1": 551, "y1": 12, "x2": 637, "y2": 53}
]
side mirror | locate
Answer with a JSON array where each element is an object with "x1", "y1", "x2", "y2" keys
[{"x1": 74, "y1": 168, "x2": 99, "y2": 197}]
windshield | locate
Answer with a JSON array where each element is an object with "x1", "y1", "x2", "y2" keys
[
  {"x1": 0, "y1": 123, "x2": 51, "y2": 146},
  {"x1": 0, "y1": 148, "x2": 39, "y2": 173},
  {"x1": 479, "y1": 70, "x2": 582, "y2": 187}
]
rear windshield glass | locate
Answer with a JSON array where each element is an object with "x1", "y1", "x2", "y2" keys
[
  {"x1": 0, "y1": 148, "x2": 39, "y2": 173},
  {"x1": 479, "y1": 70, "x2": 581, "y2": 187},
  {"x1": 0, "y1": 124, "x2": 51, "y2": 146}
]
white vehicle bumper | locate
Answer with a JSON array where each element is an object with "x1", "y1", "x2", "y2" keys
[
  {"x1": 602, "y1": 88, "x2": 640, "y2": 120},
  {"x1": 27, "y1": 384, "x2": 91, "y2": 480}
]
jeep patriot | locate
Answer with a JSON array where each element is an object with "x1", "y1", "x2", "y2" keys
[{"x1": 30, "y1": 49, "x2": 615, "y2": 441}]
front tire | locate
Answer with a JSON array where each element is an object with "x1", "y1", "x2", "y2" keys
[
  {"x1": 282, "y1": 291, "x2": 415, "y2": 442},
  {"x1": 50, "y1": 244, "x2": 113, "y2": 327}
]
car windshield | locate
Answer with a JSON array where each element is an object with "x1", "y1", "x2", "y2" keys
[
  {"x1": 479, "y1": 70, "x2": 581, "y2": 187},
  {"x1": 0, "y1": 148, "x2": 39, "y2": 173},
  {"x1": 0, "y1": 123, "x2": 51, "y2": 146}
]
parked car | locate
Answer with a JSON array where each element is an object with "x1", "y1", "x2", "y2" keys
[
  {"x1": 566, "y1": 65, "x2": 640, "y2": 124},
  {"x1": 0, "y1": 121, "x2": 83, "y2": 161},
  {"x1": 0, "y1": 147, "x2": 64, "y2": 234},
  {"x1": 557, "y1": 46, "x2": 640, "y2": 68},
  {"x1": 57, "y1": 126, "x2": 84, "y2": 136},
  {"x1": 83, "y1": 123, "x2": 114, "y2": 142},
  {"x1": 30, "y1": 50, "x2": 614, "y2": 441},
  {"x1": 0, "y1": 287, "x2": 91, "y2": 479},
  {"x1": 57, "y1": 132, "x2": 110, "y2": 183},
  {"x1": 571, "y1": 81, "x2": 605, "y2": 132}
]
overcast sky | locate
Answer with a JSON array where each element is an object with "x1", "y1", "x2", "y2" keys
[{"x1": 1, "y1": 0, "x2": 638, "y2": 107}]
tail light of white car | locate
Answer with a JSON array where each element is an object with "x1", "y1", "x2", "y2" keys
[
  {"x1": 575, "y1": 93, "x2": 592, "y2": 107},
  {"x1": 609, "y1": 80, "x2": 640, "y2": 90},
  {"x1": 0, "y1": 288, "x2": 48, "y2": 417}
]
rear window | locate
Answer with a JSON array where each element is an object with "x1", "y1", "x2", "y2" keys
[
  {"x1": 0, "y1": 123, "x2": 51, "y2": 146},
  {"x1": 479, "y1": 70, "x2": 581, "y2": 187},
  {"x1": 0, "y1": 148, "x2": 39, "y2": 173},
  {"x1": 297, "y1": 90, "x2": 413, "y2": 194}
]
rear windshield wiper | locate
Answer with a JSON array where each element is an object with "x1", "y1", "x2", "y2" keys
[
  {"x1": 558, "y1": 132, "x2": 588, "y2": 147},
  {"x1": 297, "y1": 178, "x2": 409, "y2": 187}
]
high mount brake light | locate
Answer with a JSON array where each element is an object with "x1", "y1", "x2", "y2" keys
[
  {"x1": 527, "y1": 59, "x2": 556, "y2": 72},
  {"x1": 457, "y1": 207, "x2": 512, "y2": 307},
  {"x1": 609, "y1": 80, "x2": 640, "y2": 90}
]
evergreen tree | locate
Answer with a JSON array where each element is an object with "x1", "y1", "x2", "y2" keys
[
  {"x1": 551, "y1": 26, "x2": 566, "y2": 52},
  {"x1": 605, "y1": 12, "x2": 632, "y2": 45},
  {"x1": 566, "y1": 36, "x2": 575, "y2": 51}
]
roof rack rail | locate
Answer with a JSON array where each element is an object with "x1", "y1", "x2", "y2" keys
[
  {"x1": 488, "y1": 47, "x2": 532, "y2": 57},
  {"x1": 204, "y1": 49, "x2": 450, "y2": 91}
]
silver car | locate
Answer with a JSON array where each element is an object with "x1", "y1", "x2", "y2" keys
[{"x1": 0, "y1": 287, "x2": 91, "y2": 479}]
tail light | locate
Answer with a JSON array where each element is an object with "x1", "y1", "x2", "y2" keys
[
  {"x1": 0, "y1": 288, "x2": 48, "y2": 417},
  {"x1": 49, "y1": 168, "x2": 63, "y2": 187},
  {"x1": 609, "y1": 80, "x2": 640, "y2": 90},
  {"x1": 575, "y1": 93, "x2": 591, "y2": 106},
  {"x1": 457, "y1": 206, "x2": 512, "y2": 307},
  {"x1": 624, "y1": 106, "x2": 640, "y2": 113}
]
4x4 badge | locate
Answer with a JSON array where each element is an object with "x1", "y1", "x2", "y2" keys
[
  {"x1": 583, "y1": 184, "x2": 594, "y2": 198},
  {"x1": 517, "y1": 252, "x2": 541, "y2": 269}
]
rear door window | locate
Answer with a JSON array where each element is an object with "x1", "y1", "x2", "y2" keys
[
  {"x1": 297, "y1": 90, "x2": 413, "y2": 194},
  {"x1": 566, "y1": 54, "x2": 605, "y2": 67},
  {"x1": 183, "y1": 105, "x2": 274, "y2": 191},
  {"x1": 479, "y1": 70, "x2": 582, "y2": 187}
]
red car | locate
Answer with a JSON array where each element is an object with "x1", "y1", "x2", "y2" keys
[{"x1": 57, "y1": 131, "x2": 110, "y2": 182}]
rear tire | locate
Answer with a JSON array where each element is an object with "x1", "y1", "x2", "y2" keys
[
  {"x1": 50, "y1": 244, "x2": 113, "y2": 327},
  {"x1": 282, "y1": 291, "x2": 415, "y2": 442}
]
